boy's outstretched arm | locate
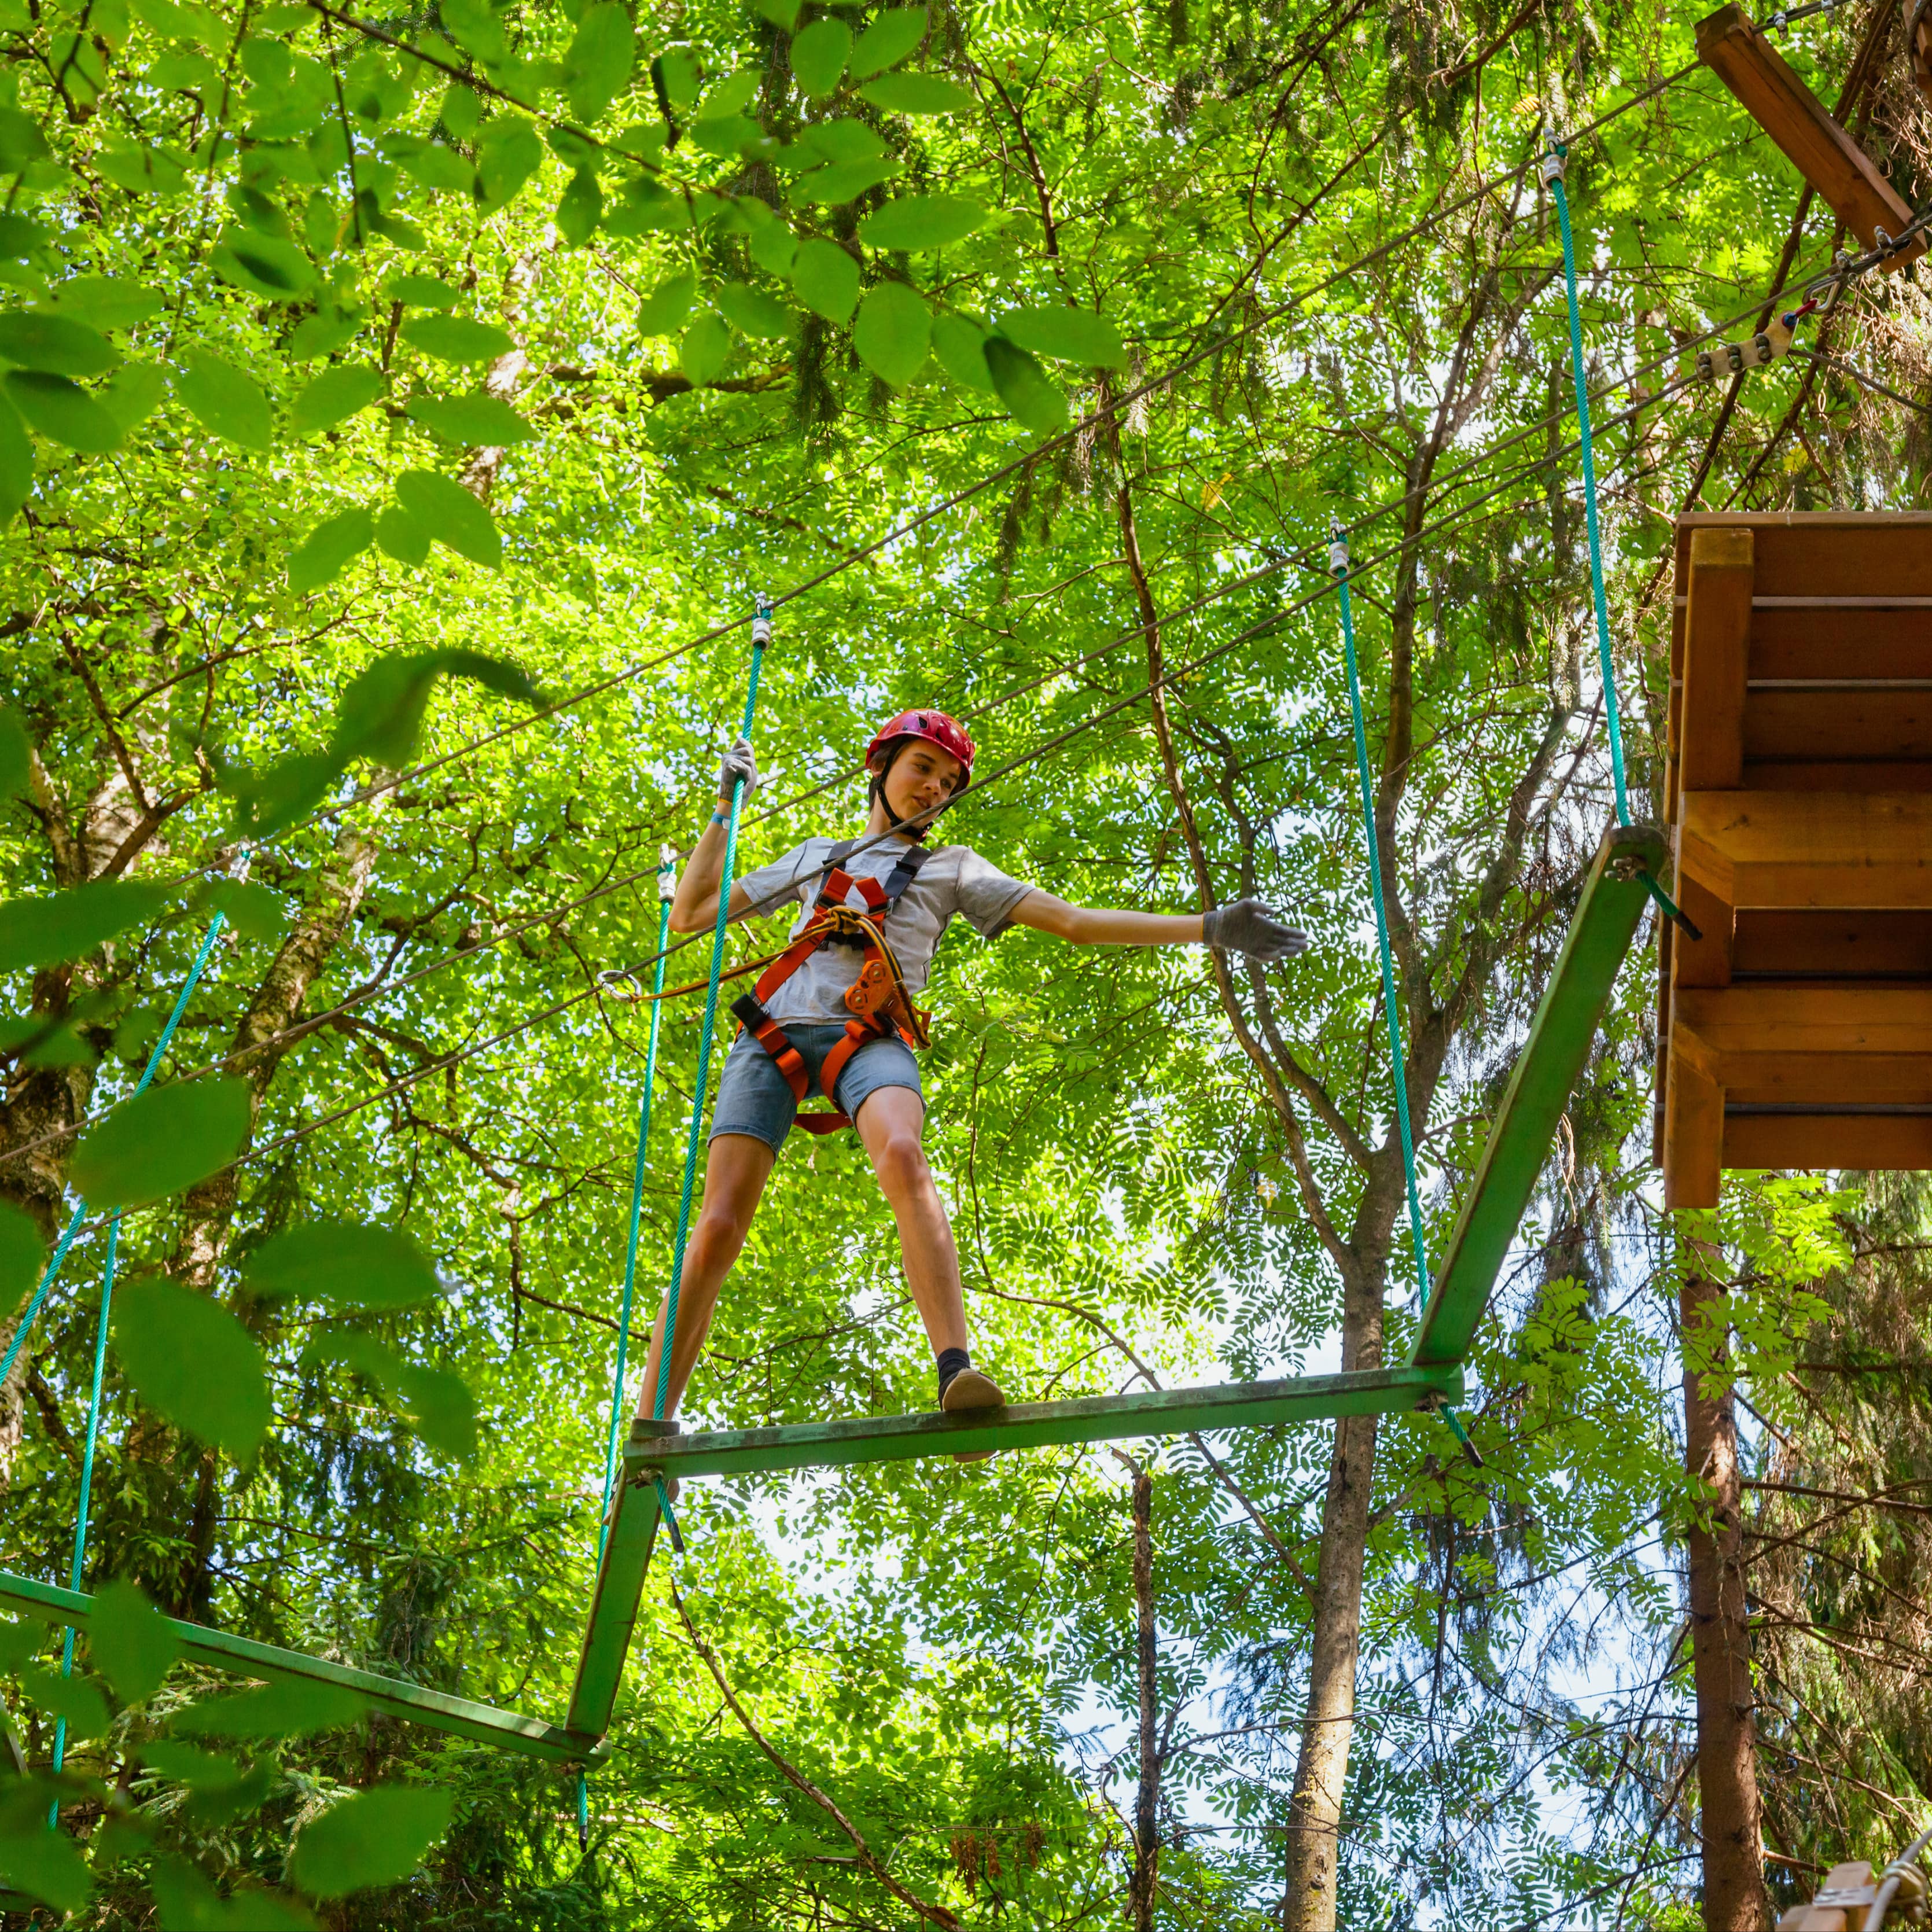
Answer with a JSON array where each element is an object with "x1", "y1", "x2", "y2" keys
[{"x1": 1009, "y1": 890, "x2": 1308, "y2": 959}]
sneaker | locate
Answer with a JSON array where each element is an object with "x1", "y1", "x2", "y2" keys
[{"x1": 941, "y1": 1367, "x2": 1005, "y2": 1463}]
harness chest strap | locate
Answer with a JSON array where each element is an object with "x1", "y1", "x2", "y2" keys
[{"x1": 730, "y1": 841, "x2": 933, "y2": 1134}]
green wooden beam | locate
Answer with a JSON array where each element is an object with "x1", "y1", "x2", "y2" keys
[
  {"x1": 623, "y1": 1364, "x2": 1463, "y2": 1481},
  {"x1": 1409, "y1": 820, "x2": 1666, "y2": 1370},
  {"x1": 0, "y1": 1570, "x2": 606, "y2": 1766},
  {"x1": 567, "y1": 1473, "x2": 662, "y2": 1740}
]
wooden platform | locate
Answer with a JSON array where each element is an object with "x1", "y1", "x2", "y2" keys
[{"x1": 1658, "y1": 514, "x2": 1932, "y2": 1206}]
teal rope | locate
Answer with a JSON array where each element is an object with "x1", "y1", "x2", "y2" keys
[
  {"x1": 34, "y1": 903, "x2": 231, "y2": 1815},
  {"x1": 1547, "y1": 139, "x2": 1631, "y2": 829},
  {"x1": 652, "y1": 611, "x2": 767, "y2": 1426},
  {"x1": 578, "y1": 866, "x2": 675, "y2": 1852},
  {"x1": 2, "y1": 905, "x2": 232, "y2": 1394},
  {"x1": 1331, "y1": 543, "x2": 1430, "y2": 1309}
]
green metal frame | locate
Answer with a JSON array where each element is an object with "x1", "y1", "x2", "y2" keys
[
  {"x1": 566, "y1": 1362, "x2": 1463, "y2": 1737},
  {"x1": 1409, "y1": 820, "x2": 1666, "y2": 1370},
  {"x1": 0, "y1": 1570, "x2": 605, "y2": 1766}
]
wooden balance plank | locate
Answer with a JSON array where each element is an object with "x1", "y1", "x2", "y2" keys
[
  {"x1": 1695, "y1": 6, "x2": 1924, "y2": 267},
  {"x1": 0, "y1": 1567, "x2": 605, "y2": 1764},
  {"x1": 1679, "y1": 792, "x2": 1932, "y2": 908}
]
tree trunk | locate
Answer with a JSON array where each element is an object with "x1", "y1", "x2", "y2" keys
[
  {"x1": 1126, "y1": 1458, "x2": 1159, "y2": 1932},
  {"x1": 1680, "y1": 1232, "x2": 1768, "y2": 1930}
]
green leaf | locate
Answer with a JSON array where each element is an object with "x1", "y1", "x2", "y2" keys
[
  {"x1": 373, "y1": 505, "x2": 429, "y2": 566},
  {"x1": 554, "y1": 166, "x2": 602, "y2": 246},
  {"x1": 113, "y1": 1274, "x2": 271, "y2": 1459},
  {"x1": 856, "y1": 71, "x2": 971, "y2": 113},
  {"x1": 0, "y1": 878, "x2": 170, "y2": 971},
  {"x1": 688, "y1": 114, "x2": 763, "y2": 158},
  {"x1": 203, "y1": 878, "x2": 284, "y2": 941},
  {"x1": 752, "y1": 0, "x2": 801, "y2": 28},
  {"x1": 244, "y1": 1221, "x2": 441, "y2": 1311},
  {"x1": 389, "y1": 273, "x2": 459, "y2": 310},
  {"x1": 438, "y1": 0, "x2": 505, "y2": 62},
  {"x1": 0, "y1": 1811, "x2": 92, "y2": 1913},
  {"x1": 858, "y1": 193, "x2": 987, "y2": 252},
  {"x1": 715, "y1": 281, "x2": 792, "y2": 341},
  {"x1": 287, "y1": 1785, "x2": 455, "y2": 1900},
  {"x1": 0, "y1": 106, "x2": 51, "y2": 176},
  {"x1": 71, "y1": 1078, "x2": 252, "y2": 1209},
  {"x1": 172, "y1": 1677, "x2": 364, "y2": 1740},
  {"x1": 88, "y1": 1578, "x2": 179, "y2": 1705},
  {"x1": 172, "y1": 349, "x2": 273, "y2": 450},
  {"x1": 400, "y1": 315, "x2": 516, "y2": 365},
  {"x1": 50, "y1": 275, "x2": 164, "y2": 332},
  {"x1": 983, "y1": 334, "x2": 1069, "y2": 430},
  {"x1": 288, "y1": 505, "x2": 374, "y2": 592},
  {"x1": 289, "y1": 363, "x2": 382, "y2": 437},
  {"x1": 329, "y1": 649, "x2": 539, "y2": 766},
  {"x1": 393, "y1": 469, "x2": 501, "y2": 568},
  {"x1": 96, "y1": 360, "x2": 168, "y2": 435},
  {"x1": 139, "y1": 1741, "x2": 244, "y2": 1790},
  {"x1": 0, "y1": 214, "x2": 54, "y2": 257},
  {"x1": 850, "y1": 6, "x2": 927, "y2": 78},
  {"x1": 314, "y1": 1333, "x2": 476, "y2": 1459},
  {"x1": 397, "y1": 142, "x2": 472, "y2": 194},
  {"x1": 149, "y1": 1852, "x2": 317, "y2": 1929},
  {"x1": 0, "y1": 310, "x2": 118, "y2": 377},
  {"x1": 652, "y1": 47, "x2": 701, "y2": 112},
  {"x1": 0, "y1": 1201, "x2": 43, "y2": 1322},
  {"x1": 0, "y1": 392, "x2": 31, "y2": 519},
  {"x1": 209, "y1": 229, "x2": 316, "y2": 301},
  {"x1": 562, "y1": 2, "x2": 634, "y2": 124},
  {"x1": 747, "y1": 221, "x2": 797, "y2": 277},
  {"x1": 288, "y1": 307, "x2": 366, "y2": 360},
  {"x1": 5, "y1": 369, "x2": 123, "y2": 452},
  {"x1": 475, "y1": 116, "x2": 544, "y2": 210},
  {"x1": 931, "y1": 311, "x2": 997, "y2": 392},
  {"x1": 789, "y1": 17, "x2": 851, "y2": 97},
  {"x1": 222, "y1": 748, "x2": 336, "y2": 837},
  {"x1": 19, "y1": 1663, "x2": 112, "y2": 1739},
  {"x1": 406, "y1": 391, "x2": 533, "y2": 445},
  {"x1": 995, "y1": 304, "x2": 1127, "y2": 367},
  {"x1": 793, "y1": 157, "x2": 900, "y2": 205},
  {"x1": 96, "y1": 141, "x2": 189, "y2": 194},
  {"x1": 852, "y1": 280, "x2": 929, "y2": 385},
  {"x1": 637, "y1": 270, "x2": 695, "y2": 336},
  {"x1": 679, "y1": 311, "x2": 731, "y2": 385}
]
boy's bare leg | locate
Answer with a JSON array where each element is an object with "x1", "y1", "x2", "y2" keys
[
  {"x1": 634, "y1": 1131, "x2": 777, "y2": 1425},
  {"x1": 851, "y1": 1085, "x2": 969, "y2": 1355}
]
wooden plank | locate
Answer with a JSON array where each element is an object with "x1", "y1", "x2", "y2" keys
[
  {"x1": 624, "y1": 1363, "x2": 1464, "y2": 1480},
  {"x1": 1680, "y1": 791, "x2": 1932, "y2": 907},
  {"x1": 1669, "y1": 872, "x2": 1736, "y2": 988},
  {"x1": 1722, "y1": 1054, "x2": 1932, "y2": 1105},
  {"x1": 1412, "y1": 822, "x2": 1664, "y2": 1367},
  {"x1": 1751, "y1": 603, "x2": 1932, "y2": 682},
  {"x1": 1733, "y1": 909, "x2": 1932, "y2": 979},
  {"x1": 1673, "y1": 983, "x2": 1932, "y2": 1056},
  {"x1": 1744, "y1": 692, "x2": 1932, "y2": 764},
  {"x1": 1665, "y1": 1042, "x2": 1724, "y2": 1209},
  {"x1": 1725, "y1": 1110, "x2": 1932, "y2": 1170},
  {"x1": 1679, "y1": 514, "x2": 1932, "y2": 600},
  {"x1": 1742, "y1": 761, "x2": 1932, "y2": 793},
  {"x1": 0, "y1": 1569, "x2": 603, "y2": 1764},
  {"x1": 1695, "y1": 6, "x2": 1924, "y2": 264},
  {"x1": 567, "y1": 1471, "x2": 663, "y2": 1739},
  {"x1": 1680, "y1": 527, "x2": 1753, "y2": 790}
]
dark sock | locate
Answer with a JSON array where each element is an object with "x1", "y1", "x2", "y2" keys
[{"x1": 936, "y1": 1347, "x2": 971, "y2": 1400}]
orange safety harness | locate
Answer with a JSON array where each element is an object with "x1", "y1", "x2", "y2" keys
[{"x1": 730, "y1": 841, "x2": 933, "y2": 1134}]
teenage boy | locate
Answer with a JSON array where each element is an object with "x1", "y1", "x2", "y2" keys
[{"x1": 636, "y1": 709, "x2": 1307, "y2": 1438}]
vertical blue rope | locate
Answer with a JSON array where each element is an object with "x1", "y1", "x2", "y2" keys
[
  {"x1": 1547, "y1": 139, "x2": 1631, "y2": 829},
  {"x1": 652, "y1": 612, "x2": 767, "y2": 1425},
  {"x1": 35, "y1": 899, "x2": 233, "y2": 1813},
  {"x1": 1, "y1": 908, "x2": 231, "y2": 1392},
  {"x1": 1331, "y1": 544, "x2": 1430, "y2": 1310},
  {"x1": 577, "y1": 860, "x2": 675, "y2": 1852}
]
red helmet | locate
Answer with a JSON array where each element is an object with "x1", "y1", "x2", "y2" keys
[{"x1": 864, "y1": 709, "x2": 976, "y2": 792}]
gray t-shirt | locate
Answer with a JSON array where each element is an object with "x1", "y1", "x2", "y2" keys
[{"x1": 733, "y1": 835, "x2": 1035, "y2": 1024}]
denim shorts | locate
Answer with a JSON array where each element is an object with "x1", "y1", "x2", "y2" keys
[{"x1": 710, "y1": 1021, "x2": 922, "y2": 1155}]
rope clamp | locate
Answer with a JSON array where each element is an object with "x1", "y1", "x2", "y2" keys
[
  {"x1": 751, "y1": 597, "x2": 773, "y2": 649},
  {"x1": 1768, "y1": 6, "x2": 1789, "y2": 27},
  {"x1": 658, "y1": 843, "x2": 678, "y2": 902},
  {"x1": 1538, "y1": 139, "x2": 1567, "y2": 188},
  {"x1": 1328, "y1": 535, "x2": 1349, "y2": 576}
]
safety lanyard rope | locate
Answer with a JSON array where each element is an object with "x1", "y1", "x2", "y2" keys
[
  {"x1": 1330, "y1": 539, "x2": 1482, "y2": 1468},
  {"x1": 575, "y1": 849, "x2": 676, "y2": 1849},
  {"x1": 32, "y1": 892, "x2": 240, "y2": 1802}
]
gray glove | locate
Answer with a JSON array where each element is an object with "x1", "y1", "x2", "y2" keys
[
  {"x1": 1203, "y1": 898, "x2": 1309, "y2": 962},
  {"x1": 717, "y1": 736, "x2": 759, "y2": 800}
]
